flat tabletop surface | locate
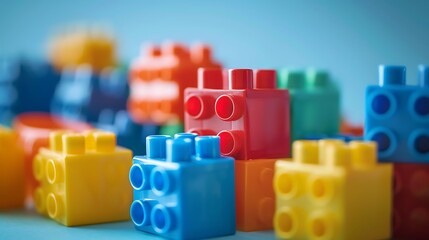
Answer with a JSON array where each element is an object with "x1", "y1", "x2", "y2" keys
[{"x1": 0, "y1": 208, "x2": 275, "y2": 240}]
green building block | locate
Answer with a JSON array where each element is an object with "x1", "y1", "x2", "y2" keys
[
  {"x1": 159, "y1": 123, "x2": 184, "y2": 137},
  {"x1": 277, "y1": 69, "x2": 340, "y2": 142}
]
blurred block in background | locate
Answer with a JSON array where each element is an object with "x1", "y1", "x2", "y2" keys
[{"x1": 0, "y1": 126, "x2": 25, "y2": 209}]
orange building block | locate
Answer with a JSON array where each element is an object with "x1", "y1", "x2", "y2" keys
[
  {"x1": 0, "y1": 126, "x2": 25, "y2": 209},
  {"x1": 128, "y1": 42, "x2": 221, "y2": 124},
  {"x1": 235, "y1": 159, "x2": 277, "y2": 231},
  {"x1": 13, "y1": 113, "x2": 92, "y2": 199}
]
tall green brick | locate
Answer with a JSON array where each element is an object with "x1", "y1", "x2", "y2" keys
[{"x1": 277, "y1": 69, "x2": 340, "y2": 142}]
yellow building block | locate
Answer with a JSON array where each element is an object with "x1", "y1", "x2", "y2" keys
[
  {"x1": 33, "y1": 130, "x2": 132, "y2": 226},
  {"x1": 0, "y1": 126, "x2": 25, "y2": 209},
  {"x1": 49, "y1": 28, "x2": 116, "y2": 72},
  {"x1": 274, "y1": 140, "x2": 392, "y2": 240}
]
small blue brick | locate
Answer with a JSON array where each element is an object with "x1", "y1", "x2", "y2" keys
[
  {"x1": 129, "y1": 135, "x2": 236, "y2": 239},
  {"x1": 51, "y1": 65, "x2": 129, "y2": 122},
  {"x1": 365, "y1": 65, "x2": 429, "y2": 163}
]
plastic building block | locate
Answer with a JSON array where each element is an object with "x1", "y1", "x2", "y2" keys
[
  {"x1": 129, "y1": 134, "x2": 235, "y2": 239},
  {"x1": 159, "y1": 123, "x2": 184, "y2": 137},
  {"x1": 365, "y1": 65, "x2": 429, "y2": 163},
  {"x1": 51, "y1": 65, "x2": 129, "y2": 122},
  {"x1": 48, "y1": 28, "x2": 117, "y2": 72},
  {"x1": 393, "y1": 162, "x2": 429, "y2": 239},
  {"x1": 0, "y1": 58, "x2": 60, "y2": 125},
  {"x1": 277, "y1": 69, "x2": 340, "y2": 142},
  {"x1": 13, "y1": 113, "x2": 92, "y2": 199},
  {"x1": 303, "y1": 134, "x2": 363, "y2": 142},
  {"x1": 33, "y1": 130, "x2": 132, "y2": 226},
  {"x1": 96, "y1": 110, "x2": 160, "y2": 155},
  {"x1": 0, "y1": 126, "x2": 25, "y2": 209},
  {"x1": 340, "y1": 119, "x2": 363, "y2": 136},
  {"x1": 128, "y1": 42, "x2": 222, "y2": 124},
  {"x1": 274, "y1": 140, "x2": 392, "y2": 240},
  {"x1": 185, "y1": 68, "x2": 290, "y2": 160},
  {"x1": 235, "y1": 159, "x2": 276, "y2": 231}
]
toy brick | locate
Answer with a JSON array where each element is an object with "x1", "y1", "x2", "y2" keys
[
  {"x1": 48, "y1": 28, "x2": 117, "y2": 72},
  {"x1": 277, "y1": 69, "x2": 340, "y2": 142},
  {"x1": 365, "y1": 65, "x2": 429, "y2": 163},
  {"x1": 33, "y1": 130, "x2": 132, "y2": 226},
  {"x1": 96, "y1": 110, "x2": 160, "y2": 155},
  {"x1": 51, "y1": 65, "x2": 129, "y2": 122},
  {"x1": 393, "y1": 162, "x2": 429, "y2": 240},
  {"x1": 274, "y1": 140, "x2": 392, "y2": 240},
  {"x1": 235, "y1": 158, "x2": 276, "y2": 231},
  {"x1": 0, "y1": 126, "x2": 25, "y2": 209},
  {"x1": 130, "y1": 133, "x2": 235, "y2": 239},
  {"x1": 128, "y1": 42, "x2": 222, "y2": 124},
  {"x1": 13, "y1": 113, "x2": 92, "y2": 199},
  {"x1": 185, "y1": 68, "x2": 290, "y2": 160},
  {"x1": 0, "y1": 58, "x2": 60, "y2": 125}
]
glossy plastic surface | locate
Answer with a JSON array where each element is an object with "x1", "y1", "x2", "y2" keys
[
  {"x1": 13, "y1": 113, "x2": 92, "y2": 199},
  {"x1": 365, "y1": 65, "x2": 429, "y2": 163},
  {"x1": 0, "y1": 59, "x2": 60, "y2": 125},
  {"x1": 393, "y1": 162, "x2": 429, "y2": 240},
  {"x1": 274, "y1": 140, "x2": 392, "y2": 240},
  {"x1": 33, "y1": 130, "x2": 132, "y2": 226},
  {"x1": 128, "y1": 42, "x2": 222, "y2": 124},
  {"x1": 235, "y1": 159, "x2": 276, "y2": 232},
  {"x1": 185, "y1": 68, "x2": 290, "y2": 160},
  {"x1": 51, "y1": 65, "x2": 129, "y2": 122},
  {"x1": 130, "y1": 134, "x2": 235, "y2": 239},
  {"x1": 48, "y1": 29, "x2": 117, "y2": 72},
  {"x1": 0, "y1": 126, "x2": 25, "y2": 209},
  {"x1": 277, "y1": 69, "x2": 340, "y2": 142}
]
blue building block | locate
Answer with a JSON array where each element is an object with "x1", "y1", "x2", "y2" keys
[
  {"x1": 304, "y1": 133, "x2": 363, "y2": 142},
  {"x1": 51, "y1": 65, "x2": 129, "y2": 122},
  {"x1": 365, "y1": 65, "x2": 429, "y2": 163},
  {"x1": 96, "y1": 110, "x2": 160, "y2": 155},
  {"x1": 0, "y1": 58, "x2": 60, "y2": 125},
  {"x1": 129, "y1": 134, "x2": 236, "y2": 239}
]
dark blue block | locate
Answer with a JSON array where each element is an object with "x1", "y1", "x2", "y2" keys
[
  {"x1": 129, "y1": 134, "x2": 236, "y2": 239},
  {"x1": 51, "y1": 65, "x2": 129, "y2": 122},
  {"x1": 365, "y1": 65, "x2": 429, "y2": 163}
]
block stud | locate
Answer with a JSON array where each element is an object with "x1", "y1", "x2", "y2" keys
[
  {"x1": 379, "y1": 65, "x2": 406, "y2": 86},
  {"x1": 147, "y1": 135, "x2": 171, "y2": 159},
  {"x1": 195, "y1": 136, "x2": 221, "y2": 159}
]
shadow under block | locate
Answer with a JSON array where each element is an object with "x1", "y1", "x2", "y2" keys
[
  {"x1": 0, "y1": 126, "x2": 25, "y2": 209},
  {"x1": 235, "y1": 159, "x2": 276, "y2": 232},
  {"x1": 185, "y1": 68, "x2": 290, "y2": 160},
  {"x1": 365, "y1": 65, "x2": 429, "y2": 163},
  {"x1": 393, "y1": 162, "x2": 429, "y2": 239},
  {"x1": 33, "y1": 130, "x2": 132, "y2": 226},
  {"x1": 274, "y1": 140, "x2": 392, "y2": 240},
  {"x1": 277, "y1": 69, "x2": 340, "y2": 142},
  {"x1": 130, "y1": 134, "x2": 236, "y2": 239}
]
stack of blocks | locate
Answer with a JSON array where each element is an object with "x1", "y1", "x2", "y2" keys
[
  {"x1": 33, "y1": 130, "x2": 132, "y2": 226},
  {"x1": 274, "y1": 140, "x2": 392, "y2": 239},
  {"x1": 365, "y1": 65, "x2": 429, "y2": 239},
  {"x1": 51, "y1": 65, "x2": 129, "y2": 123},
  {"x1": 128, "y1": 42, "x2": 222, "y2": 131},
  {"x1": 185, "y1": 68, "x2": 290, "y2": 231},
  {"x1": 0, "y1": 126, "x2": 25, "y2": 209},
  {"x1": 277, "y1": 69, "x2": 340, "y2": 142},
  {"x1": 129, "y1": 133, "x2": 235, "y2": 239}
]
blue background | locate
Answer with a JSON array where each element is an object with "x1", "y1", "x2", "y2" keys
[{"x1": 1, "y1": 0, "x2": 429, "y2": 123}]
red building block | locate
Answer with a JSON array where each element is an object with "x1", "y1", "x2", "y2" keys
[
  {"x1": 185, "y1": 68, "x2": 290, "y2": 160},
  {"x1": 394, "y1": 162, "x2": 429, "y2": 240},
  {"x1": 128, "y1": 43, "x2": 221, "y2": 124},
  {"x1": 235, "y1": 159, "x2": 276, "y2": 231}
]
